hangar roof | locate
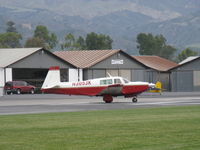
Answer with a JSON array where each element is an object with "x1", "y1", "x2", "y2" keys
[
  {"x1": 0, "y1": 48, "x2": 42, "y2": 68},
  {"x1": 54, "y1": 49, "x2": 132, "y2": 68},
  {"x1": 0, "y1": 48, "x2": 76, "y2": 68},
  {"x1": 54, "y1": 49, "x2": 148, "y2": 69},
  {"x1": 179, "y1": 56, "x2": 199, "y2": 65},
  {"x1": 170, "y1": 56, "x2": 200, "y2": 70},
  {"x1": 132, "y1": 56, "x2": 178, "y2": 72}
]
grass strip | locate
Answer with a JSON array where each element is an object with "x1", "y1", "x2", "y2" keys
[{"x1": 0, "y1": 106, "x2": 200, "y2": 150}]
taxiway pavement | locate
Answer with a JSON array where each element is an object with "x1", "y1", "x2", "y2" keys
[{"x1": 0, "y1": 92, "x2": 200, "y2": 115}]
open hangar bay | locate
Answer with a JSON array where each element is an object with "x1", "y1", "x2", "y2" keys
[{"x1": 0, "y1": 92, "x2": 200, "y2": 115}]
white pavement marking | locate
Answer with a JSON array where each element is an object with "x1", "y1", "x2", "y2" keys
[{"x1": 133, "y1": 100, "x2": 200, "y2": 106}]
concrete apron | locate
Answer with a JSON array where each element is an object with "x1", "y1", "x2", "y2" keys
[{"x1": 0, "y1": 87, "x2": 3, "y2": 96}]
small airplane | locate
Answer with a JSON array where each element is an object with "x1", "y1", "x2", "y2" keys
[
  {"x1": 148, "y1": 81, "x2": 162, "y2": 94},
  {"x1": 41, "y1": 66, "x2": 155, "y2": 103}
]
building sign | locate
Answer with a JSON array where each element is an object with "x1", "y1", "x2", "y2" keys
[{"x1": 111, "y1": 59, "x2": 124, "y2": 64}]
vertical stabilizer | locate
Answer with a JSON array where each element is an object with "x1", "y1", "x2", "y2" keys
[
  {"x1": 42, "y1": 66, "x2": 60, "y2": 89},
  {"x1": 155, "y1": 81, "x2": 162, "y2": 90}
]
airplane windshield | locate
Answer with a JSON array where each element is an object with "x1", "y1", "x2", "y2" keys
[{"x1": 123, "y1": 78, "x2": 129, "y2": 83}]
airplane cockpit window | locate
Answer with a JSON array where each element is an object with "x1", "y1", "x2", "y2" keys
[
  {"x1": 107, "y1": 79, "x2": 113, "y2": 84},
  {"x1": 100, "y1": 80, "x2": 106, "y2": 85},
  {"x1": 114, "y1": 79, "x2": 122, "y2": 84},
  {"x1": 100, "y1": 79, "x2": 113, "y2": 85}
]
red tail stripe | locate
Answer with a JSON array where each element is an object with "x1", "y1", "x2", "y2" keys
[{"x1": 49, "y1": 66, "x2": 60, "y2": 70}]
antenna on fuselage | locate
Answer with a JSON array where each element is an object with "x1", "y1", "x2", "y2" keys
[{"x1": 107, "y1": 72, "x2": 112, "y2": 77}]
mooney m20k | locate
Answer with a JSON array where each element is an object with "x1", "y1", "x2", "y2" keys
[{"x1": 41, "y1": 66, "x2": 155, "y2": 103}]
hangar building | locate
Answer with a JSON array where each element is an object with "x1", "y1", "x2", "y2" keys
[
  {"x1": 2, "y1": 48, "x2": 196, "y2": 94},
  {"x1": 0, "y1": 48, "x2": 76, "y2": 95},
  {"x1": 54, "y1": 50, "x2": 177, "y2": 91},
  {"x1": 170, "y1": 56, "x2": 200, "y2": 92},
  {"x1": 54, "y1": 50, "x2": 148, "y2": 81},
  {"x1": 133, "y1": 56, "x2": 178, "y2": 91}
]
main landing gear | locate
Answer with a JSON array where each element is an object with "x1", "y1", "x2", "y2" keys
[
  {"x1": 132, "y1": 96, "x2": 138, "y2": 103},
  {"x1": 103, "y1": 95, "x2": 113, "y2": 103},
  {"x1": 103, "y1": 95, "x2": 138, "y2": 103}
]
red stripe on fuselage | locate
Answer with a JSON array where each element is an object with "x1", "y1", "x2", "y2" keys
[
  {"x1": 122, "y1": 85, "x2": 149, "y2": 95},
  {"x1": 42, "y1": 86, "x2": 108, "y2": 96},
  {"x1": 42, "y1": 84, "x2": 149, "y2": 96}
]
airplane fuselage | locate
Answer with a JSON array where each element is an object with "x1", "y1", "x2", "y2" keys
[
  {"x1": 41, "y1": 66, "x2": 154, "y2": 103},
  {"x1": 42, "y1": 77, "x2": 149, "y2": 97}
]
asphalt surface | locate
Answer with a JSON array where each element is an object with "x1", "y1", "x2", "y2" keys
[{"x1": 0, "y1": 92, "x2": 200, "y2": 115}]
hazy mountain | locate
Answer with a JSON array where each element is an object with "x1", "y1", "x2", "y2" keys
[
  {"x1": 1, "y1": 0, "x2": 199, "y2": 19},
  {"x1": 137, "y1": 11, "x2": 200, "y2": 48},
  {"x1": 0, "y1": 0, "x2": 200, "y2": 54}
]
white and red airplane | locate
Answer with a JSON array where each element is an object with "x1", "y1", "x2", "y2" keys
[{"x1": 41, "y1": 66, "x2": 155, "y2": 103}]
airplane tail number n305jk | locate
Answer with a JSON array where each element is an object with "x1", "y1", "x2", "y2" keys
[{"x1": 41, "y1": 66, "x2": 155, "y2": 103}]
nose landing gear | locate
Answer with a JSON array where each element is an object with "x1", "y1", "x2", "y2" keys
[{"x1": 132, "y1": 97, "x2": 138, "y2": 103}]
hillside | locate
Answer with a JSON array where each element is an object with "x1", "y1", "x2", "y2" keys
[
  {"x1": 0, "y1": 0, "x2": 200, "y2": 54},
  {"x1": 137, "y1": 11, "x2": 200, "y2": 48}
]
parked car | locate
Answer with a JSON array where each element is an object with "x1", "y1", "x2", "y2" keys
[{"x1": 4, "y1": 81, "x2": 36, "y2": 95}]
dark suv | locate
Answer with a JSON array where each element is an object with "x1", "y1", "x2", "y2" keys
[{"x1": 4, "y1": 81, "x2": 36, "y2": 95}]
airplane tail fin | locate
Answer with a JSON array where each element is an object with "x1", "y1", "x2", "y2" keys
[
  {"x1": 155, "y1": 81, "x2": 162, "y2": 90},
  {"x1": 42, "y1": 66, "x2": 60, "y2": 89}
]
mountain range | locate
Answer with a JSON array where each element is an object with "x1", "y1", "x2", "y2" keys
[{"x1": 0, "y1": 0, "x2": 200, "y2": 54}]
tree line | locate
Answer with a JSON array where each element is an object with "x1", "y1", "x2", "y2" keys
[
  {"x1": 0, "y1": 21, "x2": 198, "y2": 62},
  {"x1": 60, "y1": 32, "x2": 112, "y2": 50}
]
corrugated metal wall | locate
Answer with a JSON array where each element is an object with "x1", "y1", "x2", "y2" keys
[
  {"x1": 92, "y1": 52, "x2": 144, "y2": 69},
  {"x1": 132, "y1": 70, "x2": 145, "y2": 82},
  {"x1": 83, "y1": 51, "x2": 147, "y2": 81},
  {"x1": 171, "y1": 71, "x2": 193, "y2": 92},
  {"x1": 171, "y1": 58, "x2": 200, "y2": 92},
  {"x1": 82, "y1": 51, "x2": 171, "y2": 90}
]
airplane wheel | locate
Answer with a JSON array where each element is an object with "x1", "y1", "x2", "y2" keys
[
  {"x1": 132, "y1": 97, "x2": 137, "y2": 103},
  {"x1": 103, "y1": 95, "x2": 113, "y2": 103}
]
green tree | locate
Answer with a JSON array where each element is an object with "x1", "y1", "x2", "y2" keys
[
  {"x1": 136, "y1": 33, "x2": 176, "y2": 59},
  {"x1": 61, "y1": 32, "x2": 113, "y2": 50},
  {"x1": 86, "y1": 32, "x2": 99, "y2": 50},
  {"x1": 48, "y1": 33, "x2": 58, "y2": 49},
  {"x1": 25, "y1": 25, "x2": 57, "y2": 49},
  {"x1": 34, "y1": 25, "x2": 49, "y2": 41},
  {"x1": 0, "y1": 32, "x2": 22, "y2": 48},
  {"x1": 6, "y1": 21, "x2": 17, "y2": 33},
  {"x1": 160, "y1": 45, "x2": 177, "y2": 59},
  {"x1": 24, "y1": 37, "x2": 46, "y2": 48},
  {"x1": 62, "y1": 33, "x2": 76, "y2": 50},
  {"x1": 61, "y1": 35, "x2": 86, "y2": 50},
  {"x1": 177, "y1": 48, "x2": 198, "y2": 62},
  {"x1": 86, "y1": 32, "x2": 112, "y2": 50},
  {"x1": 0, "y1": 21, "x2": 22, "y2": 48},
  {"x1": 76, "y1": 36, "x2": 86, "y2": 50}
]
